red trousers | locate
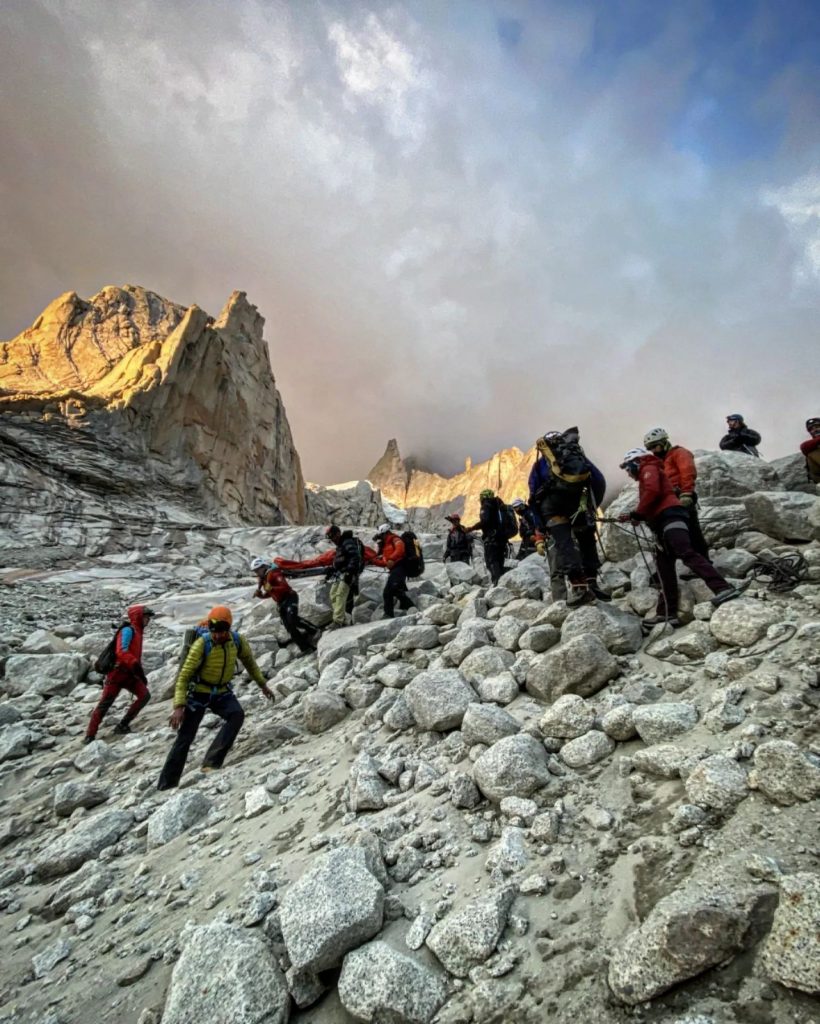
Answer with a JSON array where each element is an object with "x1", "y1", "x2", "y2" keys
[{"x1": 86, "y1": 674, "x2": 150, "y2": 737}]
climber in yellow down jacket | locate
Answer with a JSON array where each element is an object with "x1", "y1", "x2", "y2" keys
[{"x1": 157, "y1": 605, "x2": 273, "y2": 789}]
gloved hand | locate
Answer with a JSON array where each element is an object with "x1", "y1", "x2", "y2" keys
[
  {"x1": 618, "y1": 511, "x2": 640, "y2": 524},
  {"x1": 535, "y1": 539, "x2": 546, "y2": 557},
  {"x1": 679, "y1": 492, "x2": 694, "y2": 507}
]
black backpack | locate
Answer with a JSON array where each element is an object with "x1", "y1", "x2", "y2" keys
[
  {"x1": 539, "y1": 429, "x2": 591, "y2": 490},
  {"x1": 93, "y1": 621, "x2": 128, "y2": 677},
  {"x1": 499, "y1": 503, "x2": 519, "y2": 540},
  {"x1": 401, "y1": 530, "x2": 425, "y2": 578}
]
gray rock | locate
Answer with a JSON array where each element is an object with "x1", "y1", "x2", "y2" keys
[
  {"x1": 752, "y1": 740, "x2": 820, "y2": 806},
  {"x1": 631, "y1": 744, "x2": 693, "y2": 780},
  {"x1": 280, "y1": 846, "x2": 384, "y2": 972},
  {"x1": 404, "y1": 669, "x2": 476, "y2": 732},
  {"x1": 147, "y1": 791, "x2": 212, "y2": 849},
  {"x1": 539, "y1": 694, "x2": 594, "y2": 739},
  {"x1": 32, "y1": 937, "x2": 72, "y2": 979},
  {"x1": 561, "y1": 603, "x2": 643, "y2": 654},
  {"x1": 73, "y1": 738, "x2": 119, "y2": 774},
  {"x1": 695, "y1": 450, "x2": 783, "y2": 497},
  {"x1": 426, "y1": 885, "x2": 515, "y2": 978},
  {"x1": 0, "y1": 702, "x2": 23, "y2": 727},
  {"x1": 345, "y1": 679, "x2": 382, "y2": 709},
  {"x1": 560, "y1": 730, "x2": 615, "y2": 768},
  {"x1": 460, "y1": 703, "x2": 520, "y2": 747},
  {"x1": 608, "y1": 882, "x2": 773, "y2": 1004},
  {"x1": 3, "y1": 653, "x2": 88, "y2": 697},
  {"x1": 474, "y1": 672, "x2": 519, "y2": 705},
  {"x1": 0, "y1": 722, "x2": 32, "y2": 762},
  {"x1": 162, "y1": 922, "x2": 289, "y2": 1024},
  {"x1": 349, "y1": 753, "x2": 391, "y2": 811},
  {"x1": 441, "y1": 621, "x2": 491, "y2": 666},
  {"x1": 525, "y1": 634, "x2": 618, "y2": 702},
  {"x1": 303, "y1": 689, "x2": 348, "y2": 733},
  {"x1": 518, "y1": 624, "x2": 560, "y2": 653},
  {"x1": 449, "y1": 772, "x2": 482, "y2": 809},
  {"x1": 711, "y1": 547, "x2": 756, "y2": 577},
  {"x1": 458, "y1": 646, "x2": 515, "y2": 684},
  {"x1": 472, "y1": 734, "x2": 550, "y2": 803},
  {"x1": 383, "y1": 695, "x2": 416, "y2": 732},
  {"x1": 338, "y1": 940, "x2": 448, "y2": 1024},
  {"x1": 684, "y1": 755, "x2": 748, "y2": 813},
  {"x1": 244, "y1": 785, "x2": 275, "y2": 818},
  {"x1": 53, "y1": 780, "x2": 110, "y2": 818},
  {"x1": 761, "y1": 873, "x2": 820, "y2": 994},
  {"x1": 394, "y1": 625, "x2": 441, "y2": 651},
  {"x1": 36, "y1": 862, "x2": 114, "y2": 919},
  {"x1": 600, "y1": 703, "x2": 637, "y2": 741},
  {"x1": 709, "y1": 599, "x2": 782, "y2": 647},
  {"x1": 376, "y1": 662, "x2": 417, "y2": 689},
  {"x1": 317, "y1": 618, "x2": 405, "y2": 671},
  {"x1": 21, "y1": 629, "x2": 73, "y2": 654},
  {"x1": 492, "y1": 616, "x2": 528, "y2": 652},
  {"x1": 486, "y1": 826, "x2": 529, "y2": 875},
  {"x1": 33, "y1": 809, "x2": 133, "y2": 880},
  {"x1": 743, "y1": 491, "x2": 820, "y2": 542},
  {"x1": 632, "y1": 703, "x2": 698, "y2": 745}
]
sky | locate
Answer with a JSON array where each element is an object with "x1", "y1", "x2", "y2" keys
[{"x1": 1, "y1": 0, "x2": 818, "y2": 484}]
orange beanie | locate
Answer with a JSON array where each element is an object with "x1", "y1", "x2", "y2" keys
[{"x1": 207, "y1": 605, "x2": 233, "y2": 624}]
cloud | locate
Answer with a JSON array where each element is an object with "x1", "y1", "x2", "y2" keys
[{"x1": 1, "y1": 0, "x2": 819, "y2": 486}]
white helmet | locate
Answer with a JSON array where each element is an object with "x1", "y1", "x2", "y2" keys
[
  {"x1": 250, "y1": 556, "x2": 269, "y2": 573},
  {"x1": 511, "y1": 498, "x2": 527, "y2": 509},
  {"x1": 620, "y1": 447, "x2": 651, "y2": 468},
  {"x1": 643, "y1": 426, "x2": 669, "y2": 447},
  {"x1": 375, "y1": 523, "x2": 390, "y2": 537}
]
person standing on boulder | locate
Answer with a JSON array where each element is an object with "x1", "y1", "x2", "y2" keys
[
  {"x1": 618, "y1": 448, "x2": 739, "y2": 628},
  {"x1": 719, "y1": 414, "x2": 761, "y2": 457},
  {"x1": 372, "y1": 524, "x2": 414, "y2": 618},
  {"x1": 157, "y1": 606, "x2": 273, "y2": 789},
  {"x1": 512, "y1": 498, "x2": 542, "y2": 560},
  {"x1": 800, "y1": 418, "x2": 820, "y2": 484},
  {"x1": 467, "y1": 489, "x2": 511, "y2": 585},
  {"x1": 443, "y1": 514, "x2": 473, "y2": 564},
  {"x1": 251, "y1": 558, "x2": 320, "y2": 652},
  {"x1": 84, "y1": 605, "x2": 155, "y2": 744},
  {"x1": 642, "y1": 426, "x2": 709, "y2": 559}
]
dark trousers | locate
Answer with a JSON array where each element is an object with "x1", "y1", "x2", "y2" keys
[
  {"x1": 653, "y1": 518, "x2": 730, "y2": 616},
  {"x1": 517, "y1": 539, "x2": 536, "y2": 561},
  {"x1": 157, "y1": 690, "x2": 245, "y2": 790},
  {"x1": 686, "y1": 497, "x2": 709, "y2": 558},
  {"x1": 484, "y1": 540, "x2": 508, "y2": 585},
  {"x1": 447, "y1": 552, "x2": 471, "y2": 564},
  {"x1": 279, "y1": 596, "x2": 319, "y2": 652},
  {"x1": 384, "y1": 564, "x2": 413, "y2": 616},
  {"x1": 548, "y1": 520, "x2": 599, "y2": 583},
  {"x1": 86, "y1": 674, "x2": 149, "y2": 738}
]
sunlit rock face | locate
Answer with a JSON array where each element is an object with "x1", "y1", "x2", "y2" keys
[
  {"x1": 0, "y1": 285, "x2": 305, "y2": 561},
  {"x1": 368, "y1": 438, "x2": 536, "y2": 527}
]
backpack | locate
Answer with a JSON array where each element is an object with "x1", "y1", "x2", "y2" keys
[
  {"x1": 178, "y1": 626, "x2": 241, "y2": 669},
  {"x1": 93, "y1": 622, "x2": 129, "y2": 677},
  {"x1": 401, "y1": 530, "x2": 425, "y2": 578},
  {"x1": 335, "y1": 534, "x2": 365, "y2": 576},
  {"x1": 499, "y1": 503, "x2": 519, "y2": 541},
  {"x1": 539, "y1": 430, "x2": 591, "y2": 490}
]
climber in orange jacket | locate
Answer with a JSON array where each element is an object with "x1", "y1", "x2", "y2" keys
[
  {"x1": 371, "y1": 524, "x2": 414, "y2": 618},
  {"x1": 642, "y1": 426, "x2": 709, "y2": 558}
]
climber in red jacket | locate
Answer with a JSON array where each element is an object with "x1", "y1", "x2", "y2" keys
[
  {"x1": 800, "y1": 417, "x2": 820, "y2": 484},
  {"x1": 251, "y1": 558, "x2": 319, "y2": 653},
  {"x1": 618, "y1": 449, "x2": 738, "y2": 627},
  {"x1": 84, "y1": 605, "x2": 155, "y2": 742}
]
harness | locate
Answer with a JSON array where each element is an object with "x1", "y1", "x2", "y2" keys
[{"x1": 190, "y1": 628, "x2": 241, "y2": 699}]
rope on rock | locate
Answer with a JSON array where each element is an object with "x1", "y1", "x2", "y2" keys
[{"x1": 746, "y1": 552, "x2": 809, "y2": 593}]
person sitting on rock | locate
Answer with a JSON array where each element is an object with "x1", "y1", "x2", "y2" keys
[
  {"x1": 157, "y1": 605, "x2": 273, "y2": 790},
  {"x1": 251, "y1": 557, "x2": 320, "y2": 652},
  {"x1": 800, "y1": 417, "x2": 820, "y2": 484},
  {"x1": 642, "y1": 426, "x2": 709, "y2": 559},
  {"x1": 618, "y1": 448, "x2": 740, "y2": 629},
  {"x1": 719, "y1": 413, "x2": 761, "y2": 457},
  {"x1": 84, "y1": 605, "x2": 154, "y2": 744},
  {"x1": 372, "y1": 524, "x2": 414, "y2": 618},
  {"x1": 443, "y1": 514, "x2": 473, "y2": 564},
  {"x1": 528, "y1": 428, "x2": 607, "y2": 604},
  {"x1": 512, "y1": 498, "x2": 542, "y2": 560},
  {"x1": 466, "y1": 489, "x2": 512, "y2": 586}
]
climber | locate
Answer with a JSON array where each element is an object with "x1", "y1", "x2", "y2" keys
[
  {"x1": 465, "y1": 490, "x2": 513, "y2": 585},
  {"x1": 618, "y1": 448, "x2": 739, "y2": 628},
  {"x1": 528, "y1": 427, "x2": 608, "y2": 604},
  {"x1": 800, "y1": 418, "x2": 820, "y2": 484},
  {"x1": 251, "y1": 557, "x2": 320, "y2": 652},
  {"x1": 157, "y1": 606, "x2": 273, "y2": 790},
  {"x1": 443, "y1": 514, "x2": 473, "y2": 564},
  {"x1": 84, "y1": 605, "x2": 155, "y2": 743},
  {"x1": 511, "y1": 498, "x2": 541, "y2": 560},
  {"x1": 642, "y1": 426, "x2": 709, "y2": 559},
  {"x1": 372, "y1": 523, "x2": 414, "y2": 618},
  {"x1": 719, "y1": 414, "x2": 761, "y2": 457}
]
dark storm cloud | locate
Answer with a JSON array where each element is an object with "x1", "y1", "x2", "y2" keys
[{"x1": 1, "y1": 0, "x2": 818, "y2": 484}]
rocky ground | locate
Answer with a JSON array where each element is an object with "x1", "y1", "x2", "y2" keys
[{"x1": 1, "y1": 476, "x2": 819, "y2": 1024}]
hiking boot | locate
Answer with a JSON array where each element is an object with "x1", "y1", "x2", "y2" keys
[
  {"x1": 200, "y1": 766, "x2": 217, "y2": 775},
  {"x1": 566, "y1": 584, "x2": 594, "y2": 607},
  {"x1": 82, "y1": 735, "x2": 95, "y2": 746},
  {"x1": 586, "y1": 580, "x2": 612, "y2": 602},
  {"x1": 641, "y1": 615, "x2": 681, "y2": 632},
  {"x1": 113, "y1": 722, "x2": 131, "y2": 735},
  {"x1": 711, "y1": 587, "x2": 742, "y2": 607}
]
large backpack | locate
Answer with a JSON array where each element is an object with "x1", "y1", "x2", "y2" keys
[
  {"x1": 401, "y1": 530, "x2": 425, "y2": 578},
  {"x1": 499, "y1": 503, "x2": 519, "y2": 541},
  {"x1": 539, "y1": 430, "x2": 591, "y2": 490},
  {"x1": 178, "y1": 625, "x2": 241, "y2": 669},
  {"x1": 93, "y1": 621, "x2": 129, "y2": 677}
]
